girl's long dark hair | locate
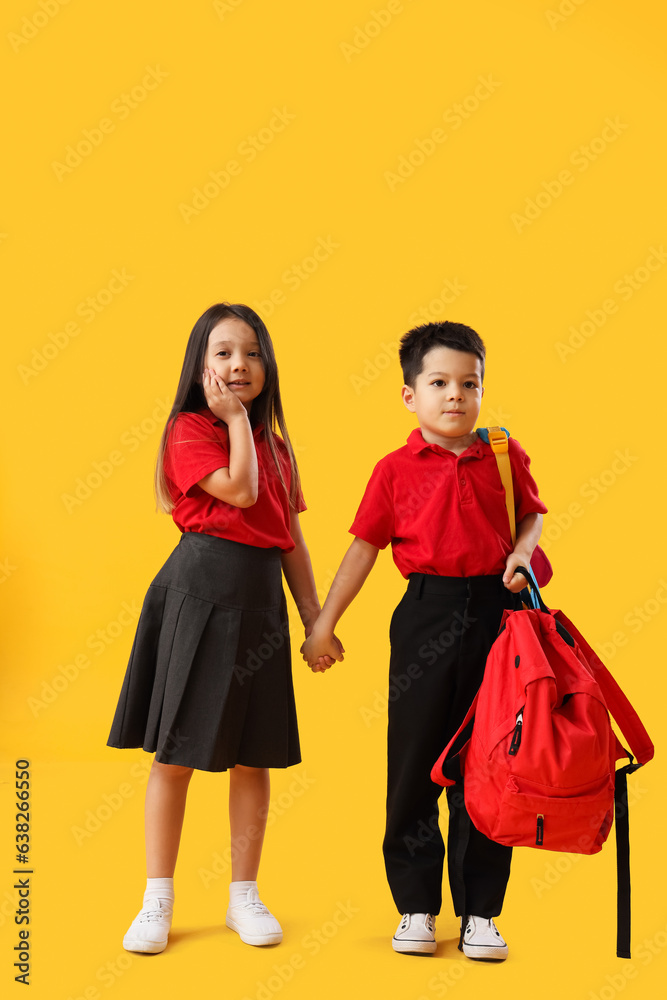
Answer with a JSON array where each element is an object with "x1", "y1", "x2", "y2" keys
[{"x1": 155, "y1": 303, "x2": 302, "y2": 513}]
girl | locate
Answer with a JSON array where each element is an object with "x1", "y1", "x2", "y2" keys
[{"x1": 107, "y1": 303, "x2": 340, "y2": 953}]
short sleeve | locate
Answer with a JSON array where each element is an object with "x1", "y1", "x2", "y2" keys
[
  {"x1": 295, "y1": 486, "x2": 307, "y2": 514},
  {"x1": 510, "y1": 439, "x2": 548, "y2": 521},
  {"x1": 164, "y1": 412, "x2": 229, "y2": 497},
  {"x1": 349, "y1": 460, "x2": 394, "y2": 549}
]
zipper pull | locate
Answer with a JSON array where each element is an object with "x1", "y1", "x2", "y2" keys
[
  {"x1": 508, "y1": 710, "x2": 523, "y2": 756},
  {"x1": 536, "y1": 814, "x2": 544, "y2": 846}
]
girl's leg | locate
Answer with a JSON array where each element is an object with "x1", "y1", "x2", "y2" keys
[
  {"x1": 124, "y1": 760, "x2": 194, "y2": 954},
  {"x1": 145, "y1": 759, "x2": 195, "y2": 876},
  {"x1": 226, "y1": 766, "x2": 282, "y2": 946},
  {"x1": 229, "y1": 764, "x2": 269, "y2": 880}
]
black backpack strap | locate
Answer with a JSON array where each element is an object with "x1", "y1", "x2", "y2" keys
[{"x1": 615, "y1": 759, "x2": 643, "y2": 959}]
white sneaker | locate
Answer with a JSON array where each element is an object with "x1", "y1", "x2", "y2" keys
[
  {"x1": 123, "y1": 898, "x2": 172, "y2": 954},
  {"x1": 392, "y1": 913, "x2": 437, "y2": 954},
  {"x1": 460, "y1": 915, "x2": 508, "y2": 961},
  {"x1": 226, "y1": 886, "x2": 283, "y2": 946}
]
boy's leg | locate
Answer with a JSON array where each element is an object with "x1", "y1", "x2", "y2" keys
[
  {"x1": 447, "y1": 782, "x2": 512, "y2": 917},
  {"x1": 383, "y1": 575, "x2": 516, "y2": 920},
  {"x1": 383, "y1": 578, "x2": 473, "y2": 916},
  {"x1": 444, "y1": 580, "x2": 515, "y2": 918}
]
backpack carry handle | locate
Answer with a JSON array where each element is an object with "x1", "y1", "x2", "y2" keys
[
  {"x1": 515, "y1": 565, "x2": 549, "y2": 613},
  {"x1": 515, "y1": 566, "x2": 577, "y2": 648}
]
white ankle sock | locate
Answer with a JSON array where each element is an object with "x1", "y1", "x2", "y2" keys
[
  {"x1": 143, "y1": 877, "x2": 174, "y2": 913},
  {"x1": 229, "y1": 880, "x2": 257, "y2": 906}
]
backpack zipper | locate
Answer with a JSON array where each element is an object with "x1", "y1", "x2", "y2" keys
[
  {"x1": 536, "y1": 814, "x2": 544, "y2": 845},
  {"x1": 508, "y1": 709, "x2": 523, "y2": 756}
]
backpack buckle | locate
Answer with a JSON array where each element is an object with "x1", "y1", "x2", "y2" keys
[{"x1": 487, "y1": 427, "x2": 509, "y2": 454}]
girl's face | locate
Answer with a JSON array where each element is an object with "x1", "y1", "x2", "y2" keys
[{"x1": 204, "y1": 318, "x2": 266, "y2": 412}]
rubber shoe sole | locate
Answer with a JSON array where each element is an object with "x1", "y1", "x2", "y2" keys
[
  {"x1": 122, "y1": 931, "x2": 168, "y2": 954},
  {"x1": 461, "y1": 940, "x2": 508, "y2": 961},
  {"x1": 226, "y1": 914, "x2": 282, "y2": 946},
  {"x1": 392, "y1": 935, "x2": 437, "y2": 955},
  {"x1": 459, "y1": 917, "x2": 508, "y2": 962}
]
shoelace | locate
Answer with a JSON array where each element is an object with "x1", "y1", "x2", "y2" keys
[
  {"x1": 138, "y1": 900, "x2": 171, "y2": 923},
  {"x1": 236, "y1": 899, "x2": 270, "y2": 915}
]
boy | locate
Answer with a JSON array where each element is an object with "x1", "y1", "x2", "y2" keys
[{"x1": 301, "y1": 322, "x2": 547, "y2": 959}]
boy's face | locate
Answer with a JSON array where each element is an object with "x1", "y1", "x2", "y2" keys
[{"x1": 402, "y1": 346, "x2": 484, "y2": 449}]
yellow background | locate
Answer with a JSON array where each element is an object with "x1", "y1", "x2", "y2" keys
[{"x1": 2, "y1": 0, "x2": 666, "y2": 997}]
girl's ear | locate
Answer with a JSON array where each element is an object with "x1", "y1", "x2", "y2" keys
[{"x1": 401, "y1": 384, "x2": 416, "y2": 411}]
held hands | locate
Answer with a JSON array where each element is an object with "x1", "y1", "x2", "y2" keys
[
  {"x1": 301, "y1": 624, "x2": 345, "y2": 674},
  {"x1": 202, "y1": 368, "x2": 248, "y2": 423}
]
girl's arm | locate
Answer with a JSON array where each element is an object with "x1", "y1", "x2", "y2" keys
[
  {"x1": 197, "y1": 369, "x2": 258, "y2": 508},
  {"x1": 280, "y1": 509, "x2": 324, "y2": 632},
  {"x1": 301, "y1": 536, "x2": 379, "y2": 669},
  {"x1": 280, "y1": 510, "x2": 344, "y2": 672},
  {"x1": 502, "y1": 512, "x2": 543, "y2": 592}
]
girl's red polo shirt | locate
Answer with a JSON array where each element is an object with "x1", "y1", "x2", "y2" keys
[
  {"x1": 349, "y1": 428, "x2": 547, "y2": 578},
  {"x1": 164, "y1": 408, "x2": 305, "y2": 552}
]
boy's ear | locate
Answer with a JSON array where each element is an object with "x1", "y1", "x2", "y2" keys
[{"x1": 401, "y1": 384, "x2": 416, "y2": 411}]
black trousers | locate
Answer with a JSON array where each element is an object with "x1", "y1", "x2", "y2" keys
[{"x1": 383, "y1": 573, "x2": 515, "y2": 918}]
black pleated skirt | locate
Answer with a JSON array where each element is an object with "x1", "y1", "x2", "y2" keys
[{"x1": 107, "y1": 532, "x2": 301, "y2": 772}]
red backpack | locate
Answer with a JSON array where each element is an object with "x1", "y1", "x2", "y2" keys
[{"x1": 431, "y1": 569, "x2": 653, "y2": 958}]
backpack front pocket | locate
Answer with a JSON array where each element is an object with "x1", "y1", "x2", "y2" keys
[{"x1": 482, "y1": 774, "x2": 615, "y2": 853}]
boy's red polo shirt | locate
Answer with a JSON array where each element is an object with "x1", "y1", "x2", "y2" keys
[
  {"x1": 350, "y1": 428, "x2": 547, "y2": 578},
  {"x1": 164, "y1": 408, "x2": 305, "y2": 552}
]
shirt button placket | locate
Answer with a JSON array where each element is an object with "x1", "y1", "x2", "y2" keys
[{"x1": 457, "y1": 459, "x2": 471, "y2": 504}]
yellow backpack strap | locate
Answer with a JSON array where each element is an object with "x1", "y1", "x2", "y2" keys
[{"x1": 487, "y1": 426, "x2": 516, "y2": 545}]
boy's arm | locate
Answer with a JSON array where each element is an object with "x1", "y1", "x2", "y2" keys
[
  {"x1": 502, "y1": 512, "x2": 543, "y2": 592},
  {"x1": 301, "y1": 536, "x2": 380, "y2": 670}
]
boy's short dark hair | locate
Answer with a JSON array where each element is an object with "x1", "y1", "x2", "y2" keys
[{"x1": 399, "y1": 321, "x2": 486, "y2": 387}]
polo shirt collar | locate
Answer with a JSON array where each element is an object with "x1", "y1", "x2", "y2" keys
[
  {"x1": 406, "y1": 427, "x2": 485, "y2": 459},
  {"x1": 196, "y1": 406, "x2": 264, "y2": 437}
]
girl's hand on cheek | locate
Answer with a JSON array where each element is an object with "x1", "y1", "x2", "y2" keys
[{"x1": 203, "y1": 369, "x2": 248, "y2": 422}]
